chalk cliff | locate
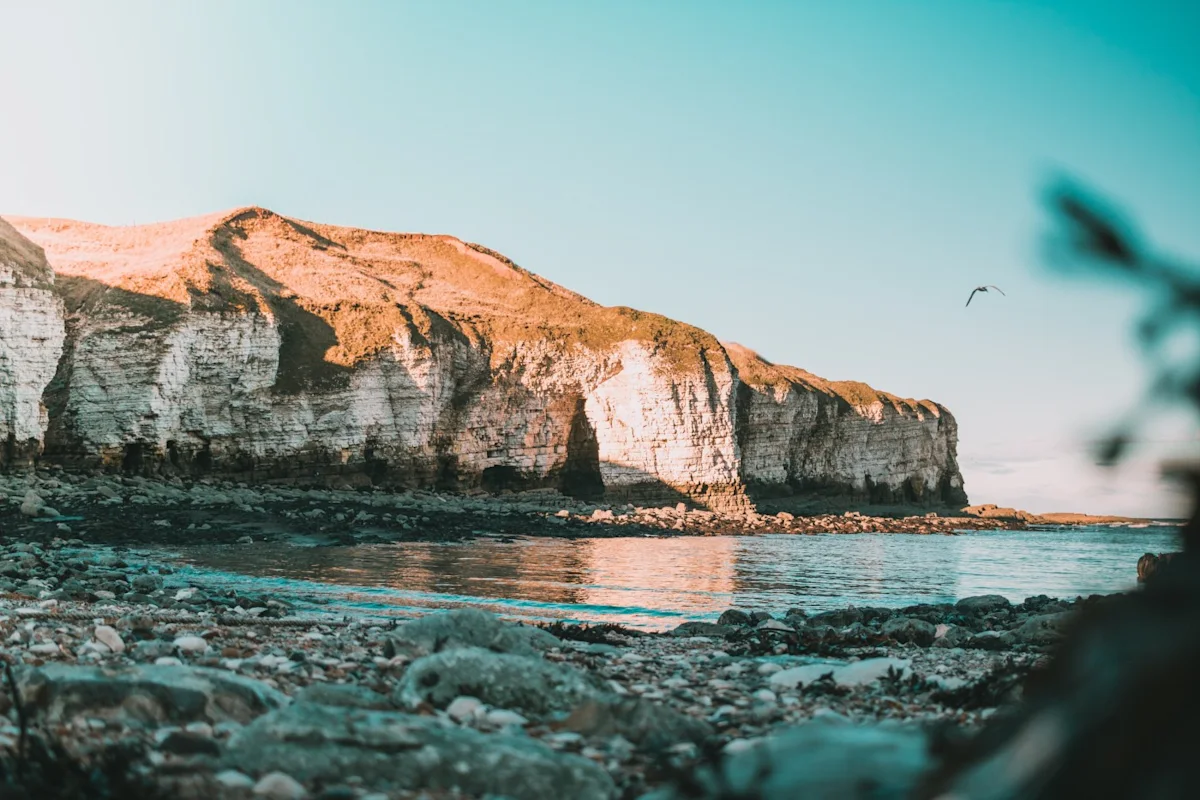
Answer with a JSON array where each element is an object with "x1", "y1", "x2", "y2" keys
[
  {"x1": 0, "y1": 218, "x2": 65, "y2": 466},
  {"x1": 0, "y1": 208, "x2": 965, "y2": 510}
]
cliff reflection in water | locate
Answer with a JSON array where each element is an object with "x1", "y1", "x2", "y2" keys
[{"x1": 163, "y1": 526, "x2": 1180, "y2": 631}]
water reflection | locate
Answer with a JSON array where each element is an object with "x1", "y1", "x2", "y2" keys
[{"x1": 159, "y1": 525, "x2": 1182, "y2": 631}]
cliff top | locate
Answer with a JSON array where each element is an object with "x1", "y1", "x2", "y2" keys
[
  {"x1": 0, "y1": 216, "x2": 54, "y2": 288},
  {"x1": 6, "y1": 208, "x2": 939, "y2": 411},
  {"x1": 723, "y1": 341, "x2": 943, "y2": 415}
]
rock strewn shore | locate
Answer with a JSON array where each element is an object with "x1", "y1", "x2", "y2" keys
[
  {"x1": 1, "y1": 470, "x2": 1017, "y2": 548},
  {"x1": 0, "y1": 532, "x2": 1109, "y2": 799}
]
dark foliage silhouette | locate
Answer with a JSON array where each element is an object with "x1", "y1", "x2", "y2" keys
[{"x1": 918, "y1": 180, "x2": 1200, "y2": 798}]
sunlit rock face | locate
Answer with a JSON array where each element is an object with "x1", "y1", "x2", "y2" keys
[
  {"x1": 2, "y1": 208, "x2": 964, "y2": 509},
  {"x1": 0, "y1": 219, "x2": 66, "y2": 467}
]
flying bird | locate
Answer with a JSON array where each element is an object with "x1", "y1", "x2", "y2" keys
[{"x1": 965, "y1": 285, "x2": 1005, "y2": 307}]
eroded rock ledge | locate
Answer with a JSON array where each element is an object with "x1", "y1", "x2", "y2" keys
[{"x1": 1, "y1": 210, "x2": 966, "y2": 512}]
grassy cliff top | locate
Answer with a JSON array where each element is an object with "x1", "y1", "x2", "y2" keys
[{"x1": 8, "y1": 208, "x2": 943, "y2": 417}]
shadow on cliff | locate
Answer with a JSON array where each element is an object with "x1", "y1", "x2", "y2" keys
[{"x1": 208, "y1": 210, "x2": 354, "y2": 394}]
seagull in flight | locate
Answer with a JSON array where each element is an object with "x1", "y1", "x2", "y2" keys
[{"x1": 966, "y1": 285, "x2": 1005, "y2": 307}]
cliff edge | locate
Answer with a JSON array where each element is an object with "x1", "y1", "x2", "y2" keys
[{"x1": 0, "y1": 208, "x2": 966, "y2": 510}]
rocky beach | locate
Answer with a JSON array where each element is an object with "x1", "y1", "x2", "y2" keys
[
  {"x1": 0, "y1": 517, "x2": 1098, "y2": 800},
  {"x1": 0, "y1": 470, "x2": 1019, "y2": 550},
  {"x1": 0, "y1": 141, "x2": 1189, "y2": 799}
]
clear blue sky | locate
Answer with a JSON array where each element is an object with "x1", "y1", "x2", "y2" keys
[{"x1": 3, "y1": 1, "x2": 1197, "y2": 516}]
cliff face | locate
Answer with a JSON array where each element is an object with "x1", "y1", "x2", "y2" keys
[
  {"x1": 1, "y1": 208, "x2": 965, "y2": 510},
  {"x1": 0, "y1": 219, "x2": 65, "y2": 467}
]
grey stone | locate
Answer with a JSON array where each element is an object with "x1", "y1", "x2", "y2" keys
[
  {"x1": 386, "y1": 609, "x2": 560, "y2": 658},
  {"x1": 293, "y1": 683, "x2": 394, "y2": 710},
  {"x1": 132, "y1": 639, "x2": 178, "y2": 660},
  {"x1": 224, "y1": 703, "x2": 614, "y2": 800},
  {"x1": 881, "y1": 617, "x2": 937, "y2": 647},
  {"x1": 807, "y1": 608, "x2": 863, "y2": 627},
  {"x1": 558, "y1": 697, "x2": 712, "y2": 749},
  {"x1": 17, "y1": 663, "x2": 288, "y2": 726},
  {"x1": 932, "y1": 624, "x2": 972, "y2": 649},
  {"x1": 253, "y1": 771, "x2": 306, "y2": 799},
  {"x1": 394, "y1": 647, "x2": 605, "y2": 716},
  {"x1": 131, "y1": 574, "x2": 164, "y2": 593},
  {"x1": 716, "y1": 609, "x2": 752, "y2": 627},
  {"x1": 966, "y1": 630, "x2": 1017, "y2": 650},
  {"x1": 956, "y1": 595, "x2": 1012, "y2": 615},
  {"x1": 1013, "y1": 612, "x2": 1073, "y2": 645},
  {"x1": 670, "y1": 622, "x2": 736, "y2": 637}
]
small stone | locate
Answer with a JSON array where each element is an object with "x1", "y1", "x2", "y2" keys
[
  {"x1": 752, "y1": 689, "x2": 777, "y2": 704},
  {"x1": 485, "y1": 708, "x2": 529, "y2": 728},
  {"x1": 174, "y1": 635, "x2": 209, "y2": 654},
  {"x1": 446, "y1": 696, "x2": 484, "y2": 722},
  {"x1": 254, "y1": 771, "x2": 307, "y2": 799},
  {"x1": 238, "y1": 536, "x2": 254, "y2": 545},
  {"x1": 757, "y1": 619, "x2": 792, "y2": 632},
  {"x1": 132, "y1": 574, "x2": 164, "y2": 593},
  {"x1": 216, "y1": 770, "x2": 256, "y2": 790},
  {"x1": 717, "y1": 609, "x2": 752, "y2": 627},
  {"x1": 94, "y1": 625, "x2": 125, "y2": 654}
]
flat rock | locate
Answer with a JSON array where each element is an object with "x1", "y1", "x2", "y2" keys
[
  {"x1": 292, "y1": 683, "x2": 394, "y2": 710},
  {"x1": 394, "y1": 647, "x2": 605, "y2": 716},
  {"x1": 653, "y1": 722, "x2": 928, "y2": 798},
  {"x1": 558, "y1": 697, "x2": 712, "y2": 749},
  {"x1": 881, "y1": 617, "x2": 937, "y2": 646},
  {"x1": 16, "y1": 663, "x2": 288, "y2": 726},
  {"x1": 387, "y1": 609, "x2": 560, "y2": 658},
  {"x1": 670, "y1": 622, "x2": 736, "y2": 637},
  {"x1": 1013, "y1": 612, "x2": 1073, "y2": 644},
  {"x1": 717, "y1": 609, "x2": 752, "y2": 627},
  {"x1": 224, "y1": 702, "x2": 614, "y2": 800},
  {"x1": 955, "y1": 595, "x2": 1013, "y2": 615}
]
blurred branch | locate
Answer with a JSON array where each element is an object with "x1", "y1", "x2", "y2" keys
[{"x1": 1044, "y1": 180, "x2": 1200, "y2": 468}]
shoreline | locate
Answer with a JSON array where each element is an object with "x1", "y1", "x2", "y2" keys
[
  {"x1": 0, "y1": 530, "x2": 1102, "y2": 799},
  {"x1": 2, "y1": 470, "x2": 1127, "y2": 549}
]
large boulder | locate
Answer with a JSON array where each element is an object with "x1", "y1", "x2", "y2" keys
[
  {"x1": 558, "y1": 697, "x2": 713, "y2": 749},
  {"x1": 670, "y1": 621, "x2": 736, "y2": 637},
  {"x1": 955, "y1": 595, "x2": 1012, "y2": 615},
  {"x1": 1014, "y1": 612, "x2": 1073, "y2": 645},
  {"x1": 224, "y1": 702, "x2": 614, "y2": 800},
  {"x1": 394, "y1": 647, "x2": 606, "y2": 715},
  {"x1": 881, "y1": 617, "x2": 937, "y2": 646},
  {"x1": 16, "y1": 663, "x2": 288, "y2": 725},
  {"x1": 386, "y1": 609, "x2": 561, "y2": 658}
]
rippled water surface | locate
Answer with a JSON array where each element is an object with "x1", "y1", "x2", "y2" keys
[{"x1": 155, "y1": 525, "x2": 1181, "y2": 631}]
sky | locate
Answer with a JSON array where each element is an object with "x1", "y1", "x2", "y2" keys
[{"x1": 1, "y1": 0, "x2": 1197, "y2": 516}]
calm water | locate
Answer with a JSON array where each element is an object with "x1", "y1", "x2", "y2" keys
[{"x1": 151, "y1": 525, "x2": 1181, "y2": 631}]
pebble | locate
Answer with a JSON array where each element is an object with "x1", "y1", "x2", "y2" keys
[
  {"x1": 254, "y1": 771, "x2": 307, "y2": 799},
  {"x1": 216, "y1": 770, "x2": 256, "y2": 790},
  {"x1": 485, "y1": 708, "x2": 529, "y2": 727},
  {"x1": 174, "y1": 635, "x2": 209, "y2": 653},
  {"x1": 94, "y1": 625, "x2": 125, "y2": 654},
  {"x1": 446, "y1": 696, "x2": 484, "y2": 722}
]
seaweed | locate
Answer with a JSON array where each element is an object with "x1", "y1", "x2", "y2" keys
[{"x1": 536, "y1": 621, "x2": 646, "y2": 645}]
